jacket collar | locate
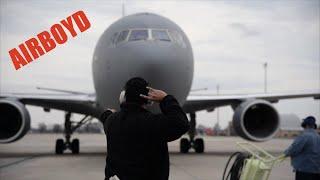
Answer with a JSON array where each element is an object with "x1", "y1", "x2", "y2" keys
[
  {"x1": 120, "y1": 102, "x2": 145, "y2": 112},
  {"x1": 304, "y1": 128, "x2": 316, "y2": 133}
]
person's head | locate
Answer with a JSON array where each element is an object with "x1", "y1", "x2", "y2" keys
[
  {"x1": 301, "y1": 116, "x2": 317, "y2": 129},
  {"x1": 119, "y1": 77, "x2": 149, "y2": 105}
]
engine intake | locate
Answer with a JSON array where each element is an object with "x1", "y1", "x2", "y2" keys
[
  {"x1": 233, "y1": 99, "x2": 279, "y2": 141},
  {"x1": 0, "y1": 98, "x2": 30, "y2": 143}
]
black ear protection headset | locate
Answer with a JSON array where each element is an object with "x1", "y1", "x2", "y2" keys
[
  {"x1": 119, "y1": 78, "x2": 153, "y2": 105},
  {"x1": 119, "y1": 90, "x2": 127, "y2": 104},
  {"x1": 119, "y1": 88, "x2": 153, "y2": 105},
  {"x1": 301, "y1": 116, "x2": 317, "y2": 129},
  {"x1": 301, "y1": 121, "x2": 317, "y2": 129}
]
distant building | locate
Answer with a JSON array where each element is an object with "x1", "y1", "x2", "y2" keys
[
  {"x1": 52, "y1": 123, "x2": 63, "y2": 133},
  {"x1": 226, "y1": 121, "x2": 237, "y2": 136},
  {"x1": 197, "y1": 124, "x2": 206, "y2": 135},
  {"x1": 212, "y1": 122, "x2": 222, "y2": 135},
  {"x1": 196, "y1": 124, "x2": 214, "y2": 136},
  {"x1": 77, "y1": 122, "x2": 103, "y2": 133},
  {"x1": 277, "y1": 114, "x2": 303, "y2": 138},
  {"x1": 38, "y1": 123, "x2": 48, "y2": 133}
]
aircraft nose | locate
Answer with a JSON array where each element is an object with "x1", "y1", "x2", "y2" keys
[
  {"x1": 122, "y1": 42, "x2": 179, "y2": 70},
  {"x1": 125, "y1": 41, "x2": 188, "y2": 66},
  {"x1": 93, "y1": 40, "x2": 193, "y2": 112},
  {"x1": 116, "y1": 41, "x2": 193, "y2": 100}
]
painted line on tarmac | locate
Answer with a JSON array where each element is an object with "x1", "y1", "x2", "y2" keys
[{"x1": 0, "y1": 155, "x2": 40, "y2": 169}]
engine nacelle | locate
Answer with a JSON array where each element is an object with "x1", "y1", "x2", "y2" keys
[
  {"x1": 0, "y1": 98, "x2": 30, "y2": 143},
  {"x1": 233, "y1": 99, "x2": 280, "y2": 142}
]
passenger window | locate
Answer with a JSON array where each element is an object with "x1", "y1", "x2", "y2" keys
[
  {"x1": 117, "y1": 30, "x2": 129, "y2": 43},
  {"x1": 152, "y1": 30, "x2": 170, "y2": 41},
  {"x1": 129, "y1": 30, "x2": 148, "y2": 41}
]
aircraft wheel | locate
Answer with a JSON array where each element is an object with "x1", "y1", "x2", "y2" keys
[
  {"x1": 180, "y1": 138, "x2": 190, "y2": 153},
  {"x1": 194, "y1": 138, "x2": 204, "y2": 153},
  {"x1": 55, "y1": 139, "x2": 64, "y2": 154},
  {"x1": 71, "y1": 139, "x2": 80, "y2": 154}
]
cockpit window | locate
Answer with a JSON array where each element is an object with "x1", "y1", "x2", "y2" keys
[
  {"x1": 169, "y1": 30, "x2": 186, "y2": 48},
  {"x1": 111, "y1": 29, "x2": 185, "y2": 47},
  {"x1": 117, "y1": 30, "x2": 129, "y2": 43},
  {"x1": 152, "y1": 30, "x2": 170, "y2": 41},
  {"x1": 110, "y1": 32, "x2": 119, "y2": 45},
  {"x1": 129, "y1": 30, "x2": 148, "y2": 41}
]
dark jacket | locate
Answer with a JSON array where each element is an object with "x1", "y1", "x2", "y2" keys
[{"x1": 100, "y1": 95, "x2": 189, "y2": 180}]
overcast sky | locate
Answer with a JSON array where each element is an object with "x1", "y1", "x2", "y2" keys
[{"x1": 1, "y1": 0, "x2": 319, "y2": 128}]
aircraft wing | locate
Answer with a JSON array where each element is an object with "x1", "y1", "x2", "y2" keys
[
  {"x1": 2, "y1": 91, "x2": 319, "y2": 116},
  {"x1": 0, "y1": 93, "x2": 102, "y2": 118},
  {"x1": 183, "y1": 91, "x2": 320, "y2": 113}
]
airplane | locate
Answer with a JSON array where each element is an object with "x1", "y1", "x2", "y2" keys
[{"x1": 1, "y1": 12, "x2": 319, "y2": 154}]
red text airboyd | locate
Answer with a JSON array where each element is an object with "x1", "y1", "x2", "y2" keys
[{"x1": 8, "y1": 10, "x2": 91, "y2": 70}]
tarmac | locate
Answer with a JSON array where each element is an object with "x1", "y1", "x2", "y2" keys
[{"x1": 0, "y1": 134, "x2": 295, "y2": 180}]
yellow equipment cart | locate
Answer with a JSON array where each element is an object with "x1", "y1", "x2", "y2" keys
[{"x1": 236, "y1": 142, "x2": 286, "y2": 180}]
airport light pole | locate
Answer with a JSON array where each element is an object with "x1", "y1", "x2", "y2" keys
[
  {"x1": 264, "y1": 62, "x2": 268, "y2": 93},
  {"x1": 122, "y1": 1, "x2": 126, "y2": 17},
  {"x1": 0, "y1": 55, "x2": 1, "y2": 95}
]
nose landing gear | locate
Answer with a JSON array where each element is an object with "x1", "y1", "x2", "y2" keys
[
  {"x1": 180, "y1": 112, "x2": 205, "y2": 153},
  {"x1": 55, "y1": 112, "x2": 92, "y2": 154}
]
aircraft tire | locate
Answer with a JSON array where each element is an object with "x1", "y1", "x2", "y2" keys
[
  {"x1": 180, "y1": 138, "x2": 190, "y2": 153},
  {"x1": 55, "y1": 139, "x2": 64, "y2": 154},
  {"x1": 194, "y1": 138, "x2": 204, "y2": 153},
  {"x1": 71, "y1": 139, "x2": 80, "y2": 154}
]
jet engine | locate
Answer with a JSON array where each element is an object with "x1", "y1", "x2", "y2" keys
[
  {"x1": 233, "y1": 99, "x2": 280, "y2": 141},
  {"x1": 0, "y1": 98, "x2": 30, "y2": 143}
]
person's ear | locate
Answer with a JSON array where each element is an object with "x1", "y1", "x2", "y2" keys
[{"x1": 119, "y1": 90, "x2": 126, "y2": 104}]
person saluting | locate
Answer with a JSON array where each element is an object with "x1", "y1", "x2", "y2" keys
[{"x1": 100, "y1": 77, "x2": 189, "y2": 180}]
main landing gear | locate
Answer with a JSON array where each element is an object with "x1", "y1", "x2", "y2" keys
[
  {"x1": 180, "y1": 113, "x2": 205, "y2": 153},
  {"x1": 55, "y1": 112, "x2": 92, "y2": 154}
]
